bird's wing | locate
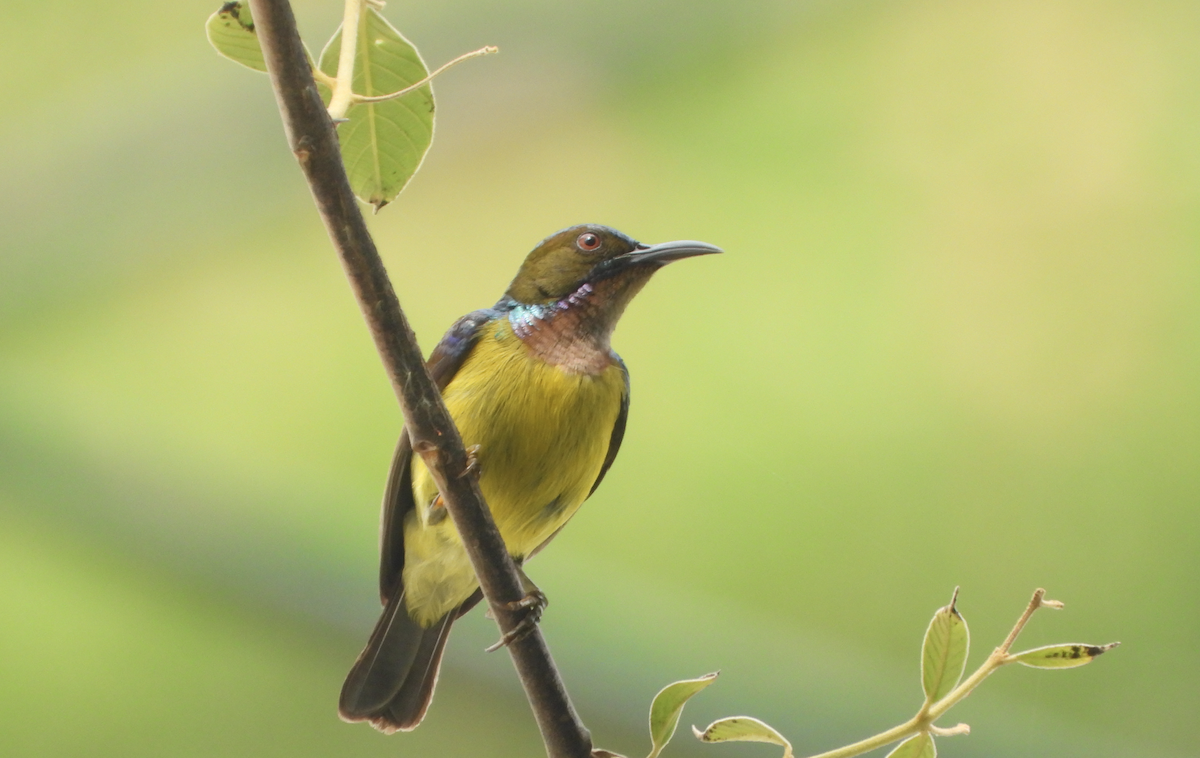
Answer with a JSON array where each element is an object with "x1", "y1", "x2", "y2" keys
[
  {"x1": 588, "y1": 356, "x2": 630, "y2": 497},
  {"x1": 378, "y1": 309, "x2": 498, "y2": 602},
  {"x1": 529, "y1": 357, "x2": 630, "y2": 560}
]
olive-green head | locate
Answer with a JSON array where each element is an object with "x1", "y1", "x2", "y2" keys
[{"x1": 504, "y1": 224, "x2": 722, "y2": 306}]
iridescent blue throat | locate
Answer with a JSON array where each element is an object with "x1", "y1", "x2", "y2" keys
[{"x1": 507, "y1": 282, "x2": 594, "y2": 339}]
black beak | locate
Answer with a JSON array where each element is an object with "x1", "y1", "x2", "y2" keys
[
  {"x1": 586, "y1": 239, "x2": 722, "y2": 283},
  {"x1": 623, "y1": 239, "x2": 724, "y2": 266}
]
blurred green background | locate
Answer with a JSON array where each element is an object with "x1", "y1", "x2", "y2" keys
[{"x1": 1, "y1": 0, "x2": 1196, "y2": 756}]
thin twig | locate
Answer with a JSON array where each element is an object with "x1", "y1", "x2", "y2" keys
[
  {"x1": 997, "y1": 588, "x2": 1047, "y2": 655},
  {"x1": 803, "y1": 717, "x2": 921, "y2": 758},
  {"x1": 804, "y1": 589, "x2": 1057, "y2": 758},
  {"x1": 244, "y1": 2, "x2": 592, "y2": 756}
]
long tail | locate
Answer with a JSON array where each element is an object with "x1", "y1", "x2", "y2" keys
[{"x1": 339, "y1": 590, "x2": 455, "y2": 733}]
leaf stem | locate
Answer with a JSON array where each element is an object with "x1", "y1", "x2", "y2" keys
[
  {"x1": 928, "y1": 723, "x2": 969, "y2": 737},
  {"x1": 311, "y1": 65, "x2": 337, "y2": 89},
  {"x1": 351, "y1": 45, "x2": 498, "y2": 104},
  {"x1": 327, "y1": 0, "x2": 364, "y2": 120}
]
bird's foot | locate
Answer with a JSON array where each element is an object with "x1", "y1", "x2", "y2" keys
[
  {"x1": 485, "y1": 589, "x2": 548, "y2": 652},
  {"x1": 426, "y1": 494, "x2": 448, "y2": 525},
  {"x1": 458, "y1": 444, "x2": 482, "y2": 479}
]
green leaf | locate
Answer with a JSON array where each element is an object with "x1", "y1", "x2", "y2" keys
[
  {"x1": 319, "y1": 7, "x2": 434, "y2": 210},
  {"x1": 206, "y1": 1, "x2": 267, "y2": 73},
  {"x1": 647, "y1": 673, "x2": 718, "y2": 758},
  {"x1": 1010, "y1": 642, "x2": 1120, "y2": 669},
  {"x1": 886, "y1": 733, "x2": 937, "y2": 758},
  {"x1": 921, "y1": 588, "x2": 969, "y2": 704},
  {"x1": 692, "y1": 716, "x2": 793, "y2": 758}
]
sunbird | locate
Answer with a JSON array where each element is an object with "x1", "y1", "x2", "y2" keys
[{"x1": 339, "y1": 224, "x2": 721, "y2": 732}]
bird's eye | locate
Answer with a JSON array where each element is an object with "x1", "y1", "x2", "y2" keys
[{"x1": 576, "y1": 232, "x2": 601, "y2": 252}]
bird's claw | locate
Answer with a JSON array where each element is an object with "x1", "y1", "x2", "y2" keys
[
  {"x1": 484, "y1": 590, "x2": 548, "y2": 652},
  {"x1": 426, "y1": 494, "x2": 448, "y2": 525},
  {"x1": 458, "y1": 445, "x2": 482, "y2": 479},
  {"x1": 481, "y1": 592, "x2": 547, "y2": 620},
  {"x1": 484, "y1": 615, "x2": 538, "y2": 652},
  {"x1": 507, "y1": 588, "x2": 548, "y2": 613}
]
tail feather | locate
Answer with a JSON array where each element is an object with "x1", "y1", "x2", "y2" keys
[
  {"x1": 339, "y1": 590, "x2": 454, "y2": 732},
  {"x1": 375, "y1": 613, "x2": 454, "y2": 731}
]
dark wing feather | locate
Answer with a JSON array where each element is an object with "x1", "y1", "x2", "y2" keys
[
  {"x1": 378, "y1": 310, "x2": 499, "y2": 602},
  {"x1": 377, "y1": 432, "x2": 414, "y2": 601},
  {"x1": 588, "y1": 356, "x2": 630, "y2": 496}
]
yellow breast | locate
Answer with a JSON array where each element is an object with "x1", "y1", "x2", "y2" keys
[{"x1": 402, "y1": 318, "x2": 626, "y2": 624}]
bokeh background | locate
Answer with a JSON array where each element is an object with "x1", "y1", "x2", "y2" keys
[{"x1": 2, "y1": 0, "x2": 1197, "y2": 756}]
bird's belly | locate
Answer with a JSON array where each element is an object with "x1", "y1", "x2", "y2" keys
[{"x1": 403, "y1": 324, "x2": 625, "y2": 624}]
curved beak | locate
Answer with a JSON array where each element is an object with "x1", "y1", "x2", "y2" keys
[
  {"x1": 623, "y1": 239, "x2": 724, "y2": 266},
  {"x1": 587, "y1": 238, "x2": 722, "y2": 283}
]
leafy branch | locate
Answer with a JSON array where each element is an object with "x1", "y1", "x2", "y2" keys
[
  {"x1": 207, "y1": 0, "x2": 495, "y2": 209},
  {"x1": 643, "y1": 589, "x2": 1117, "y2": 758}
]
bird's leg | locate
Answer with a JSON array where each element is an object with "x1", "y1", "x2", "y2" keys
[
  {"x1": 485, "y1": 565, "x2": 549, "y2": 652},
  {"x1": 426, "y1": 494, "x2": 448, "y2": 525},
  {"x1": 427, "y1": 446, "x2": 479, "y2": 526}
]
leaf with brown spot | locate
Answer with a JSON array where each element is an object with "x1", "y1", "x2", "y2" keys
[
  {"x1": 692, "y1": 716, "x2": 793, "y2": 758},
  {"x1": 1010, "y1": 642, "x2": 1120, "y2": 669},
  {"x1": 206, "y1": 1, "x2": 267, "y2": 72}
]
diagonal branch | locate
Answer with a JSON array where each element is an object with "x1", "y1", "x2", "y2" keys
[{"x1": 245, "y1": 1, "x2": 593, "y2": 756}]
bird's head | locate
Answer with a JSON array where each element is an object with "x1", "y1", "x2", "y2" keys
[{"x1": 504, "y1": 225, "x2": 721, "y2": 326}]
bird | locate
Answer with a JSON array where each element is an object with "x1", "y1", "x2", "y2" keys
[{"x1": 338, "y1": 224, "x2": 721, "y2": 733}]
